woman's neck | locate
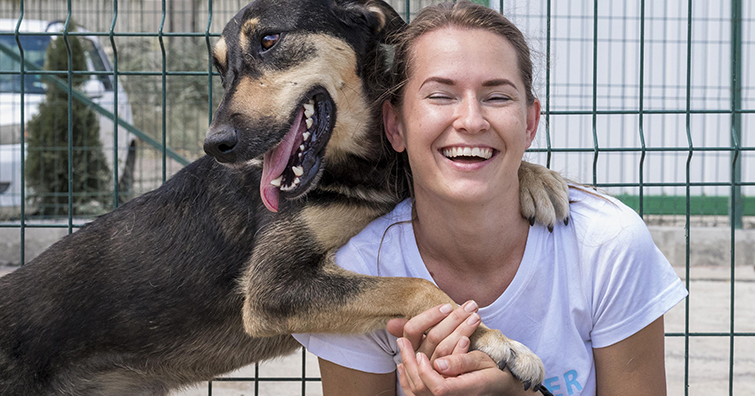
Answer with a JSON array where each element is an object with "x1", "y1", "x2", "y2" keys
[{"x1": 411, "y1": 187, "x2": 530, "y2": 305}]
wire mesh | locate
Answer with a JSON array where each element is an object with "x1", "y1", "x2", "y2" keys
[{"x1": 0, "y1": 0, "x2": 752, "y2": 395}]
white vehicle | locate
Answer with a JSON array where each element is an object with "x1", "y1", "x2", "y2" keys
[{"x1": 0, "y1": 19, "x2": 136, "y2": 213}]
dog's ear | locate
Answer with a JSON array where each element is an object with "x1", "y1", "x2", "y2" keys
[
  {"x1": 333, "y1": 0, "x2": 406, "y2": 44},
  {"x1": 364, "y1": 0, "x2": 407, "y2": 44}
]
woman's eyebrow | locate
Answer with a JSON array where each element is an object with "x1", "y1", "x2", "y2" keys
[
  {"x1": 482, "y1": 78, "x2": 517, "y2": 88},
  {"x1": 420, "y1": 76, "x2": 455, "y2": 89}
]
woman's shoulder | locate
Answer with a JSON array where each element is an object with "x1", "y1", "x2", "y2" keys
[{"x1": 566, "y1": 186, "x2": 652, "y2": 249}]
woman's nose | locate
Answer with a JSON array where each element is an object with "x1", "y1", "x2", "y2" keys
[{"x1": 453, "y1": 98, "x2": 489, "y2": 134}]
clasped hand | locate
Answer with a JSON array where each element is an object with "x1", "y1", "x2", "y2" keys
[{"x1": 386, "y1": 301, "x2": 532, "y2": 396}]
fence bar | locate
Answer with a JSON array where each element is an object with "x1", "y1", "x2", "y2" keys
[
  {"x1": 12, "y1": 0, "x2": 26, "y2": 265},
  {"x1": 591, "y1": 0, "x2": 598, "y2": 186},
  {"x1": 683, "y1": 0, "x2": 694, "y2": 393},
  {"x1": 545, "y1": 0, "x2": 552, "y2": 168},
  {"x1": 159, "y1": 0, "x2": 167, "y2": 183},
  {"x1": 638, "y1": 0, "x2": 646, "y2": 217},
  {"x1": 109, "y1": 0, "x2": 119, "y2": 207},
  {"x1": 728, "y1": 1, "x2": 743, "y2": 392},
  {"x1": 64, "y1": 1, "x2": 73, "y2": 232},
  {"x1": 730, "y1": 0, "x2": 743, "y2": 230},
  {"x1": 205, "y1": 0, "x2": 214, "y2": 125}
]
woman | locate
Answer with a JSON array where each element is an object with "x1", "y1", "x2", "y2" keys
[{"x1": 294, "y1": 2, "x2": 687, "y2": 395}]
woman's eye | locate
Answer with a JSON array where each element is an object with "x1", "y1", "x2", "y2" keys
[
  {"x1": 488, "y1": 95, "x2": 510, "y2": 102},
  {"x1": 428, "y1": 94, "x2": 452, "y2": 100},
  {"x1": 261, "y1": 33, "x2": 280, "y2": 51}
]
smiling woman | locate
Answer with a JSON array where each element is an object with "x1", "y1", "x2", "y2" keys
[{"x1": 294, "y1": 2, "x2": 687, "y2": 396}]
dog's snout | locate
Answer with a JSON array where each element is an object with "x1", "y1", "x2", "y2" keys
[{"x1": 204, "y1": 125, "x2": 239, "y2": 162}]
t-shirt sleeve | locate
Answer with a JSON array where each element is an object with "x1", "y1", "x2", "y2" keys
[
  {"x1": 293, "y1": 232, "x2": 400, "y2": 373},
  {"x1": 293, "y1": 330, "x2": 399, "y2": 374},
  {"x1": 587, "y1": 203, "x2": 688, "y2": 349}
]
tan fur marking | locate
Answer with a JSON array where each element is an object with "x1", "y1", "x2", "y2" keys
[
  {"x1": 228, "y1": 34, "x2": 373, "y2": 160},
  {"x1": 302, "y1": 203, "x2": 385, "y2": 249},
  {"x1": 238, "y1": 17, "x2": 260, "y2": 54},
  {"x1": 367, "y1": 6, "x2": 387, "y2": 31},
  {"x1": 214, "y1": 37, "x2": 227, "y2": 70}
]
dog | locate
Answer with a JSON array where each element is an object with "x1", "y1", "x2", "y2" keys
[{"x1": 0, "y1": 0, "x2": 569, "y2": 394}]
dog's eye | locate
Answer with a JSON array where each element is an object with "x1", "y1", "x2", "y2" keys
[{"x1": 260, "y1": 33, "x2": 280, "y2": 51}]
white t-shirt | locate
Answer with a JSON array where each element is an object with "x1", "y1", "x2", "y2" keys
[{"x1": 294, "y1": 188, "x2": 688, "y2": 396}]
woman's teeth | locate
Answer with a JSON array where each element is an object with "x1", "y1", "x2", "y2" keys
[{"x1": 442, "y1": 147, "x2": 493, "y2": 160}]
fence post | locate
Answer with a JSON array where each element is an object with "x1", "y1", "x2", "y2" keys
[{"x1": 730, "y1": 0, "x2": 742, "y2": 230}]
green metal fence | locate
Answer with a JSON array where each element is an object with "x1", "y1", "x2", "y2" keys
[{"x1": 0, "y1": 0, "x2": 752, "y2": 395}]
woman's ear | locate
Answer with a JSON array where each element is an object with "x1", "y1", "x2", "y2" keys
[
  {"x1": 383, "y1": 100, "x2": 406, "y2": 153},
  {"x1": 524, "y1": 99, "x2": 541, "y2": 150}
]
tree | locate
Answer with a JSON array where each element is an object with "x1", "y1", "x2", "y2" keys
[{"x1": 26, "y1": 22, "x2": 111, "y2": 216}]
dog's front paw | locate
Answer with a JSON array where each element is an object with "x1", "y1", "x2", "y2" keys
[
  {"x1": 518, "y1": 161, "x2": 570, "y2": 232},
  {"x1": 472, "y1": 327, "x2": 545, "y2": 391}
]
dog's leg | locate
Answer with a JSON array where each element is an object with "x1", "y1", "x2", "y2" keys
[
  {"x1": 241, "y1": 215, "x2": 545, "y2": 389},
  {"x1": 518, "y1": 161, "x2": 570, "y2": 231}
]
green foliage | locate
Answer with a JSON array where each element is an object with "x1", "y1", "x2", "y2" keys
[{"x1": 25, "y1": 23, "x2": 111, "y2": 216}]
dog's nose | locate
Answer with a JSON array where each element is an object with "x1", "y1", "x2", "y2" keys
[{"x1": 204, "y1": 126, "x2": 239, "y2": 162}]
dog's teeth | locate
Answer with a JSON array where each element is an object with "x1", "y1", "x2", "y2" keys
[
  {"x1": 307, "y1": 98, "x2": 314, "y2": 106},
  {"x1": 298, "y1": 152, "x2": 302, "y2": 158},
  {"x1": 303, "y1": 103, "x2": 315, "y2": 118},
  {"x1": 303, "y1": 132, "x2": 310, "y2": 141},
  {"x1": 292, "y1": 166, "x2": 304, "y2": 177},
  {"x1": 300, "y1": 144, "x2": 305, "y2": 151},
  {"x1": 305, "y1": 117, "x2": 313, "y2": 129},
  {"x1": 294, "y1": 177, "x2": 300, "y2": 185},
  {"x1": 270, "y1": 176, "x2": 282, "y2": 187}
]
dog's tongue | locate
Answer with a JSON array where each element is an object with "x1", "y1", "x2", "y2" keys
[{"x1": 260, "y1": 108, "x2": 305, "y2": 212}]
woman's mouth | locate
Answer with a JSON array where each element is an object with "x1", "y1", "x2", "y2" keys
[{"x1": 441, "y1": 146, "x2": 494, "y2": 163}]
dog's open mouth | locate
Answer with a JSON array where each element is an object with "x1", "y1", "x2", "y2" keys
[{"x1": 260, "y1": 88, "x2": 335, "y2": 212}]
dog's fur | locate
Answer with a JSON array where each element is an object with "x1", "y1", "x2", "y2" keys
[{"x1": 0, "y1": 1, "x2": 569, "y2": 394}]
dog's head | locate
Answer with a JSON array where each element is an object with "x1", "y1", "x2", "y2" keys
[{"x1": 204, "y1": 0, "x2": 404, "y2": 212}]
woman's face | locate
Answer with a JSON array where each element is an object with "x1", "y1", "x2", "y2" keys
[{"x1": 384, "y1": 26, "x2": 540, "y2": 207}]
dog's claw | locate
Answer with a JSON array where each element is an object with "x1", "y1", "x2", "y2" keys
[
  {"x1": 474, "y1": 330, "x2": 545, "y2": 393},
  {"x1": 564, "y1": 217, "x2": 569, "y2": 226},
  {"x1": 518, "y1": 162, "x2": 570, "y2": 231},
  {"x1": 535, "y1": 384, "x2": 555, "y2": 396},
  {"x1": 547, "y1": 224, "x2": 554, "y2": 233}
]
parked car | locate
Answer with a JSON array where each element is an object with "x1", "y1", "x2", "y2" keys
[{"x1": 0, "y1": 19, "x2": 136, "y2": 215}]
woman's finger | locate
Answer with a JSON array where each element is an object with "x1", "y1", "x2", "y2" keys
[
  {"x1": 425, "y1": 309, "x2": 480, "y2": 362},
  {"x1": 397, "y1": 337, "x2": 426, "y2": 393},
  {"x1": 432, "y1": 350, "x2": 498, "y2": 377},
  {"x1": 387, "y1": 318, "x2": 409, "y2": 338},
  {"x1": 396, "y1": 364, "x2": 418, "y2": 396},
  {"x1": 451, "y1": 336, "x2": 470, "y2": 356},
  {"x1": 401, "y1": 303, "x2": 455, "y2": 349}
]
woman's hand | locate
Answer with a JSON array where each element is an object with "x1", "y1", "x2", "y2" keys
[
  {"x1": 388, "y1": 301, "x2": 481, "y2": 364},
  {"x1": 387, "y1": 302, "x2": 537, "y2": 395}
]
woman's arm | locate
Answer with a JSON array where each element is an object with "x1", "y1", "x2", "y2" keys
[
  {"x1": 593, "y1": 317, "x2": 667, "y2": 396},
  {"x1": 319, "y1": 358, "x2": 396, "y2": 396}
]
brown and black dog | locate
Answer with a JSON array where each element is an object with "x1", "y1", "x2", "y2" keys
[{"x1": 0, "y1": 1, "x2": 568, "y2": 394}]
